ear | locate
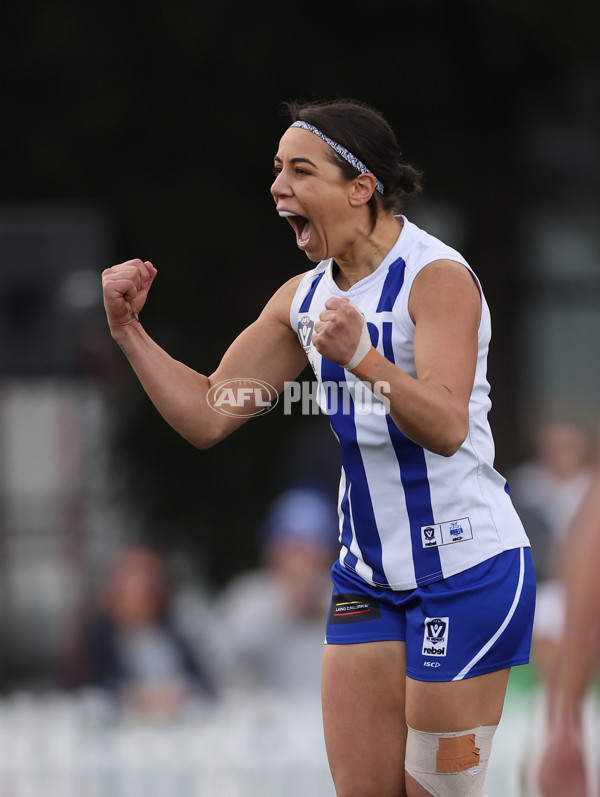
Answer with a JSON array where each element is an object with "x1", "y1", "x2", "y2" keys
[{"x1": 348, "y1": 173, "x2": 377, "y2": 207}]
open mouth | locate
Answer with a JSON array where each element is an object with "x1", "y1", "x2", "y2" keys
[{"x1": 278, "y1": 211, "x2": 311, "y2": 248}]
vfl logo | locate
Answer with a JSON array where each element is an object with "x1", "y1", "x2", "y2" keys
[
  {"x1": 422, "y1": 616, "x2": 449, "y2": 657},
  {"x1": 426, "y1": 618, "x2": 447, "y2": 641},
  {"x1": 297, "y1": 315, "x2": 315, "y2": 350},
  {"x1": 423, "y1": 527, "x2": 437, "y2": 547}
]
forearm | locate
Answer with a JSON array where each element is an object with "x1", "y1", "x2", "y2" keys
[
  {"x1": 313, "y1": 271, "x2": 476, "y2": 457},
  {"x1": 353, "y1": 351, "x2": 469, "y2": 456},
  {"x1": 550, "y1": 472, "x2": 600, "y2": 714},
  {"x1": 113, "y1": 319, "x2": 237, "y2": 448},
  {"x1": 554, "y1": 594, "x2": 599, "y2": 718}
]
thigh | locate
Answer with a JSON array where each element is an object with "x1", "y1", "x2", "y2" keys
[
  {"x1": 322, "y1": 641, "x2": 408, "y2": 797},
  {"x1": 405, "y1": 667, "x2": 510, "y2": 732},
  {"x1": 404, "y1": 670, "x2": 510, "y2": 797}
]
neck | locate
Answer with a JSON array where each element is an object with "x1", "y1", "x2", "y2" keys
[{"x1": 333, "y1": 214, "x2": 403, "y2": 290}]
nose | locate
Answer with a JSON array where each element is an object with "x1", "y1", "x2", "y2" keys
[{"x1": 270, "y1": 169, "x2": 291, "y2": 201}]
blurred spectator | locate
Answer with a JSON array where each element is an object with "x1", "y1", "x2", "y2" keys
[
  {"x1": 217, "y1": 484, "x2": 338, "y2": 695},
  {"x1": 61, "y1": 544, "x2": 217, "y2": 720},
  {"x1": 509, "y1": 420, "x2": 593, "y2": 583},
  {"x1": 532, "y1": 464, "x2": 600, "y2": 797},
  {"x1": 509, "y1": 420, "x2": 594, "y2": 687}
]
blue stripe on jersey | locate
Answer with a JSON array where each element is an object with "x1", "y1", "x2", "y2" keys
[
  {"x1": 299, "y1": 272, "x2": 325, "y2": 313},
  {"x1": 299, "y1": 271, "x2": 364, "y2": 559},
  {"x1": 338, "y1": 478, "x2": 358, "y2": 571},
  {"x1": 376, "y1": 256, "x2": 406, "y2": 312},
  {"x1": 382, "y1": 321, "x2": 393, "y2": 359},
  {"x1": 320, "y1": 356, "x2": 387, "y2": 585},
  {"x1": 381, "y1": 321, "x2": 441, "y2": 584}
]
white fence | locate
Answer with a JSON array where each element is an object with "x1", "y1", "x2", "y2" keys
[
  {"x1": 0, "y1": 685, "x2": 597, "y2": 797},
  {"x1": 0, "y1": 690, "x2": 335, "y2": 797}
]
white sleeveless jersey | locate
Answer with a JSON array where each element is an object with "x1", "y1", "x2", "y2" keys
[{"x1": 290, "y1": 216, "x2": 529, "y2": 591}]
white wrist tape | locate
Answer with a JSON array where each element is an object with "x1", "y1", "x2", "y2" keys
[{"x1": 342, "y1": 305, "x2": 372, "y2": 371}]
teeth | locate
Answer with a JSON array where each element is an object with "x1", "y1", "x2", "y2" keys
[
  {"x1": 299, "y1": 221, "x2": 311, "y2": 243},
  {"x1": 278, "y1": 210, "x2": 296, "y2": 217}
]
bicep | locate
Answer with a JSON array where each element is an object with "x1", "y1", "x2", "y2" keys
[
  {"x1": 210, "y1": 316, "x2": 307, "y2": 391},
  {"x1": 209, "y1": 276, "x2": 308, "y2": 392},
  {"x1": 409, "y1": 260, "x2": 481, "y2": 407}
]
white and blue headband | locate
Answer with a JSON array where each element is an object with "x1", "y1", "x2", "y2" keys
[{"x1": 291, "y1": 120, "x2": 385, "y2": 195}]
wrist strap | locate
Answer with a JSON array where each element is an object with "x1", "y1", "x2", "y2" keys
[
  {"x1": 342, "y1": 309, "x2": 372, "y2": 370},
  {"x1": 350, "y1": 347, "x2": 384, "y2": 382},
  {"x1": 342, "y1": 303, "x2": 384, "y2": 380}
]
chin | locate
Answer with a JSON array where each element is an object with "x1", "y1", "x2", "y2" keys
[
  {"x1": 301, "y1": 242, "x2": 330, "y2": 263},
  {"x1": 304, "y1": 251, "x2": 324, "y2": 263}
]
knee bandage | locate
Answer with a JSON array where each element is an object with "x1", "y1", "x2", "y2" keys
[{"x1": 405, "y1": 724, "x2": 497, "y2": 797}]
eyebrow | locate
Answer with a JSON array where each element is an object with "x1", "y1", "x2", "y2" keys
[{"x1": 273, "y1": 155, "x2": 318, "y2": 168}]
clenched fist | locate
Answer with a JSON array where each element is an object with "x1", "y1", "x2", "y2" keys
[
  {"x1": 102, "y1": 259, "x2": 157, "y2": 335},
  {"x1": 312, "y1": 296, "x2": 365, "y2": 366}
]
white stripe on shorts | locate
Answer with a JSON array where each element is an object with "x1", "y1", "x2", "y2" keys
[{"x1": 452, "y1": 547, "x2": 525, "y2": 681}]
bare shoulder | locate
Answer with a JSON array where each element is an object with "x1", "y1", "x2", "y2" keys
[
  {"x1": 259, "y1": 270, "x2": 312, "y2": 328},
  {"x1": 413, "y1": 258, "x2": 479, "y2": 289},
  {"x1": 409, "y1": 259, "x2": 481, "y2": 322}
]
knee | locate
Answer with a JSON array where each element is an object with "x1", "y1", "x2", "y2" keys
[
  {"x1": 404, "y1": 725, "x2": 497, "y2": 797},
  {"x1": 405, "y1": 771, "x2": 433, "y2": 796},
  {"x1": 333, "y1": 772, "x2": 406, "y2": 797}
]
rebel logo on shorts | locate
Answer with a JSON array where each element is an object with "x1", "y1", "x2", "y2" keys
[
  {"x1": 422, "y1": 616, "x2": 449, "y2": 657},
  {"x1": 329, "y1": 594, "x2": 381, "y2": 624}
]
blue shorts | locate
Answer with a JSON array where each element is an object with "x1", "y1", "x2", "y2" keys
[{"x1": 325, "y1": 547, "x2": 536, "y2": 682}]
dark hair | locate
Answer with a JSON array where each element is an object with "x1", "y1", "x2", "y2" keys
[{"x1": 283, "y1": 99, "x2": 422, "y2": 231}]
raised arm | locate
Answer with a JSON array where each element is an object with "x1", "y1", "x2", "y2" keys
[
  {"x1": 312, "y1": 259, "x2": 480, "y2": 456},
  {"x1": 102, "y1": 259, "x2": 308, "y2": 449}
]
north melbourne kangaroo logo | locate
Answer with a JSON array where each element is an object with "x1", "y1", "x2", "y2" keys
[{"x1": 422, "y1": 617, "x2": 449, "y2": 657}]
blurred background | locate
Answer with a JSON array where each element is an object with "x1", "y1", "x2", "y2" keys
[{"x1": 0, "y1": 0, "x2": 599, "y2": 794}]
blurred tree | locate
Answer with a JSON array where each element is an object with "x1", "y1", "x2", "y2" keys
[{"x1": 1, "y1": 0, "x2": 598, "y2": 584}]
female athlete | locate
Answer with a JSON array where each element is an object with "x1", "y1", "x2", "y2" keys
[{"x1": 102, "y1": 99, "x2": 536, "y2": 797}]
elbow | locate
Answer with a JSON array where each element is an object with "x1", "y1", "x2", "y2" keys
[
  {"x1": 433, "y1": 420, "x2": 469, "y2": 458},
  {"x1": 191, "y1": 436, "x2": 218, "y2": 451},
  {"x1": 189, "y1": 430, "x2": 223, "y2": 450},
  {"x1": 436, "y1": 440, "x2": 463, "y2": 458},
  {"x1": 186, "y1": 418, "x2": 237, "y2": 450}
]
